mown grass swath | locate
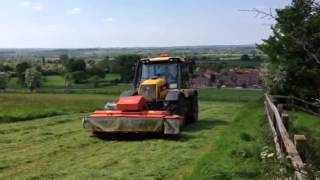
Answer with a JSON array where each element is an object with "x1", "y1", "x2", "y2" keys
[
  {"x1": 0, "y1": 93, "x2": 112, "y2": 122},
  {"x1": 0, "y1": 89, "x2": 277, "y2": 179}
]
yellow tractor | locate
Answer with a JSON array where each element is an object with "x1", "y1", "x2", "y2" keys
[{"x1": 83, "y1": 55, "x2": 198, "y2": 135}]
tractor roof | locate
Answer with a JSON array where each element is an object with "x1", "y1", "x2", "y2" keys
[{"x1": 141, "y1": 56, "x2": 185, "y2": 63}]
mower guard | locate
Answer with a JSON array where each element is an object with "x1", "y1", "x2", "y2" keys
[{"x1": 83, "y1": 110, "x2": 184, "y2": 135}]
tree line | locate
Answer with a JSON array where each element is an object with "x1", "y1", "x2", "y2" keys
[{"x1": 0, "y1": 54, "x2": 141, "y2": 91}]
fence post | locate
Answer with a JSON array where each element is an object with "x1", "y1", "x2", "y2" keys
[
  {"x1": 278, "y1": 104, "x2": 284, "y2": 112},
  {"x1": 294, "y1": 134, "x2": 307, "y2": 163},
  {"x1": 281, "y1": 112, "x2": 289, "y2": 131}
]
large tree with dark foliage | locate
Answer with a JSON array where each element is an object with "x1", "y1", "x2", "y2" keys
[
  {"x1": 0, "y1": 72, "x2": 9, "y2": 90},
  {"x1": 114, "y1": 55, "x2": 141, "y2": 82},
  {"x1": 66, "y1": 59, "x2": 86, "y2": 72},
  {"x1": 259, "y1": 0, "x2": 320, "y2": 99},
  {"x1": 16, "y1": 62, "x2": 31, "y2": 87}
]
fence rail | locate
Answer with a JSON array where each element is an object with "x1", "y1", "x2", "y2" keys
[
  {"x1": 272, "y1": 95, "x2": 320, "y2": 116},
  {"x1": 265, "y1": 94, "x2": 308, "y2": 180}
]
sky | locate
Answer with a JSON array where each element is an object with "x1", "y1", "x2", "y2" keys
[{"x1": 0, "y1": 0, "x2": 290, "y2": 48}]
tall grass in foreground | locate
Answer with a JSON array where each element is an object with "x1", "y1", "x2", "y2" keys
[
  {"x1": 198, "y1": 88, "x2": 263, "y2": 102},
  {"x1": 290, "y1": 112, "x2": 320, "y2": 176},
  {"x1": 187, "y1": 101, "x2": 279, "y2": 179}
]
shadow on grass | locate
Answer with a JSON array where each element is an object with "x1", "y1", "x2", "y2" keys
[
  {"x1": 93, "y1": 132, "x2": 191, "y2": 141},
  {"x1": 93, "y1": 119, "x2": 228, "y2": 141}
]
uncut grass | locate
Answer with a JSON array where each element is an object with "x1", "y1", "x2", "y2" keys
[
  {"x1": 187, "y1": 101, "x2": 276, "y2": 180},
  {"x1": 0, "y1": 93, "x2": 115, "y2": 122},
  {"x1": 0, "y1": 101, "x2": 244, "y2": 180},
  {"x1": 290, "y1": 112, "x2": 320, "y2": 172},
  {"x1": 198, "y1": 88, "x2": 263, "y2": 102}
]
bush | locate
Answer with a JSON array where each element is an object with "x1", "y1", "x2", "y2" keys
[
  {"x1": 113, "y1": 55, "x2": 140, "y2": 83},
  {"x1": 71, "y1": 71, "x2": 88, "y2": 84},
  {"x1": 0, "y1": 72, "x2": 9, "y2": 90},
  {"x1": 25, "y1": 68, "x2": 42, "y2": 91}
]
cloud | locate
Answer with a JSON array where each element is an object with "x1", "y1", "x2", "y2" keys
[
  {"x1": 20, "y1": 1, "x2": 44, "y2": 11},
  {"x1": 20, "y1": 1, "x2": 31, "y2": 7},
  {"x1": 32, "y1": 4, "x2": 44, "y2": 11},
  {"x1": 67, "y1": 8, "x2": 81, "y2": 15},
  {"x1": 102, "y1": 17, "x2": 114, "y2": 22},
  {"x1": 255, "y1": 5, "x2": 267, "y2": 10}
]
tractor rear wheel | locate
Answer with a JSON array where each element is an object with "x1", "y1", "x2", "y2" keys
[{"x1": 187, "y1": 95, "x2": 198, "y2": 123}]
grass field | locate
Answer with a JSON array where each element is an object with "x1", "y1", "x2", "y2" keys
[
  {"x1": 199, "y1": 88, "x2": 263, "y2": 102},
  {"x1": 0, "y1": 93, "x2": 115, "y2": 123},
  {"x1": 188, "y1": 102, "x2": 275, "y2": 179},
  {"x1": 0, "y1": 89, "x2": 276, "y2": 179},
  {"x1": 8, "y1": 73, "x2": 121, "y2": 90}
]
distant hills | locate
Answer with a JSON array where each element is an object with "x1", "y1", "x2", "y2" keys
[{"x1": 0, "y1": 45, "x2": 257, "y2": 59}]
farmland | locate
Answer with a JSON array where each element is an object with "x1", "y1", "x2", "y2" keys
[{"x1": 0, "y1": 89, "x2": 278, "y2": 179}]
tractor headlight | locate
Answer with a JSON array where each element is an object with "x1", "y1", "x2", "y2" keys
[{"x1": 139, "y1": 85, "x2": 156, "y2": 101}]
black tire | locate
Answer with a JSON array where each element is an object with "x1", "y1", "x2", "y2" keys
[
  {"x1": 186, "y1": 95, "x2": 198, "y2": 123},
  {"x1": 165, "y1": 94, "x2": 187, "y2": 120}
]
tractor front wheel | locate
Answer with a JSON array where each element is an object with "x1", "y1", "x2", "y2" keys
[{"x1": 165, "y1": 94, "x2": 187, "y2": 123}]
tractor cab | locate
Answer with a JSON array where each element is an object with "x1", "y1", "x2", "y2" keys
[{"x1": 133, "y1": 56, "x2": 191, "y2": 90}]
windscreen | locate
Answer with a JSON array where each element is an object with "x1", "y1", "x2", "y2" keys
[{"x1": 141, "y1": 63, "x2": 178, "y2": 83}]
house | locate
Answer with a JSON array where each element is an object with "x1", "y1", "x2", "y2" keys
[{"x1": 192, "y1": 68, "x2": 261, "y2": 88}]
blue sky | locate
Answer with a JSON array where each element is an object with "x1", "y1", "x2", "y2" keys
[{"x1": 0, "y1": 0, "x2": 289, "y2": 48}]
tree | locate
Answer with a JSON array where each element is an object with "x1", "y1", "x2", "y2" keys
[
  {"x1": 259, "y1": 0, "x2": 320, "y2": 98},
  {"x1": 0, "y1": 72, "x2": 9, "y2": 90},
  {"x1": 240, "y1": 54, "x2": 251, "y2": 61},
  {"x1": 66, "y1": 59, "x2": 86, "y2": 72},
  {"x1": 88, "y1": 66, "x2": 106, "y2": 78},
  {"x1": 42, "y1": 56, "x2": 46, "y2": 65},
  {"x1": 89, "y1": 75, "x2": 103, "y2": 88},
  {"x1": 25, "y1": 68, "x2": 42, "y2": 92},
  {"x1": 63, "y1": 58, "x2": 88, "y2": 84},
  {"x1": 64, "y1": 73, "x2": 73, "y2": 90},
  {"x1": 16, "y1": 62, "x2": 31, "y2": 87},
  {"x1": 0, "y1": 64, "x2": 13, "y2": 72},
  {"x1": 114, "y1": 55, "x2": 141, "y2": 82},
  {"x1": 96, "y1": 59, "x2": 111, "y2": 73},
  {"x1": 59, "y1": 54, "x2": 69, "y2": 65},
  {"x1": 71, "y1": 71, "x2": 88, "y2": 84}
]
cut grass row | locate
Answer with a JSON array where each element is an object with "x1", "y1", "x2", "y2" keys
[
  {"x1": 0, "y1": 93, "x2": 115, "y2": 123},
  {"x1": 0, "y1": 100, "x2": 245, "y2": 179}
]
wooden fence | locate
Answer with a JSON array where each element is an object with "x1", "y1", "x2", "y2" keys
[
  {"x1": 272, "y1": 95, "x2": 320, "y2": 116},
  {"x1": 265, "y1": 94, "x2": 308, "y2": 180}
]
